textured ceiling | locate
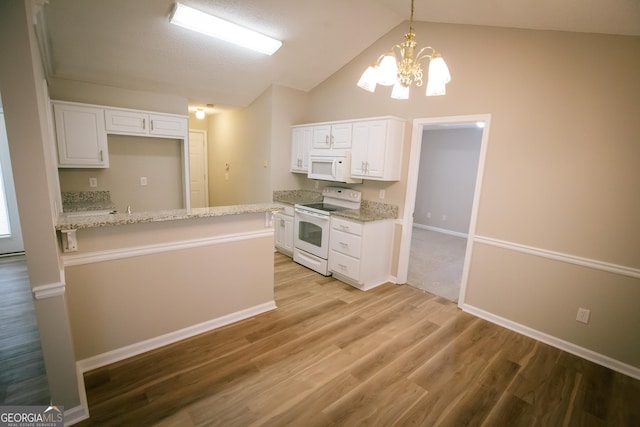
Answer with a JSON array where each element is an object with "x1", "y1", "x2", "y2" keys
[{"x1": 43, "y1": 0, "x2": 640, "y2": 110}]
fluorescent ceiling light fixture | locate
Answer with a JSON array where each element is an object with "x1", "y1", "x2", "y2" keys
[{"x1": 170, "y1": 2, "x2": 282, "y2": 55}]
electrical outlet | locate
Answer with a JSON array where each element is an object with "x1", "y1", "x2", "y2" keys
[
  {"x1": 89, "y1": 177, "x2": 97, "y2": 187},
  {"x1": 576, "y1": 307, "x2": 590, "y2": 324},
  {"x1": 442, "y1": 214, "x2": 447, "y2": 221},
  {"x1": 379, "y1": 189, "x2": 385, "y2": 199}
]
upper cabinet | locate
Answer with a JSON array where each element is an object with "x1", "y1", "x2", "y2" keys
[
  {"x1": 312, "y1": 123, "x2": 352, "y2": 149},
  {"x1": 290, "y1": 125, "x2": 313, "y2": 173},
  {"x1": 351, "y1": 118, "x2": 405, "y2": 181},
  {"x1": 105, "y1": 109, "x2": 187, "y2": 138},
  {"x1": 52, "y1": 101, "x2": 188, "y2": 168},
  {"x1": 53, "y1": 102, "x2": 109, "y2": 168}
]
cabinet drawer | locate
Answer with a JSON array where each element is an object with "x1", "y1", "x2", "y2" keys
[
  {"x1": 330, "y1": 229, "x2": 361, "y2": 258},
  {"x1": 331, "y1": 217, "x2": 362, "y2": 236},
  {"x1": 329, "y1": 250, "x2": 360, "y2": 281}
]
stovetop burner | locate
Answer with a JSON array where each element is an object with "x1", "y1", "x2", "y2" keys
[{"x1": 300, "y1": 202, "x2": 349, "y2": 212}]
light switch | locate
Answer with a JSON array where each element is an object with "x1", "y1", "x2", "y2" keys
[
  {"x1": 89, "y1": 177, "x2": 98, "y2": 187},
  {"x1": 140, "y1": 177, "x2": 148, "y2": 186}
]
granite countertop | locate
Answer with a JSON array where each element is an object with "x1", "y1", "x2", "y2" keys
[
  {"x1": 272, "y1": 189, "x2": 322, "y2": 206},
  {"x1": 56, "y1": 203, "x2": 283, "y2": 230},
  {"x1": 332, "y1": 200, "x2": 398, "y2": 222},
  {"x1": 273, "y1": 190, "x2": 398, "y2": 222}
]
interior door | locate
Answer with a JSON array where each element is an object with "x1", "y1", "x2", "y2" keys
[
  {"x1": 0, "y1": 108, "x2": 24, "y2": 254},
  {"x1": 188, "y1": 130, "x2": 208, "y2": 208}
]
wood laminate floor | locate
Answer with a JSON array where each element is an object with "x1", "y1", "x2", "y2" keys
[
  {"x1": 0, "y1": 254, "x2": 50, "y2": 405},
  {"x1": 76, "y1": 253, "x2": 640, "y2": 426}
]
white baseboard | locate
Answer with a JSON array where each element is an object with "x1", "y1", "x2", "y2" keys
[
  {"x1": 70, "y1": 301, "x2": 277, "y2": 425},
  {"x1": 76, "y1": 301, "x2": 277, "y2": 373},
  {"x1": 64, "y1": 404, "x2": 88, "y2": 426},
  {"x1": 461, "y1": 303, "x2": 640, "y2": 381},
  {"x1": 413, "y1": 223, "x2": 468, "y2": 238}
]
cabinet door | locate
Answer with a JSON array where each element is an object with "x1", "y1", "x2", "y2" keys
[
  {"x1": 290, "y1": 126, "x2": 313, "y2": 172},
  {"x1": 330, "y1": 123, "x2": 352, "y2": 149},
  {"x1": 274, "y1": 213, "x2": 294, "y2": 256},
  {"x1": 351, "y1": 122, "x2": 369, "y2": 176},
  {"x1": 283, "y1": 214, "x2": 294, "y2": 253},
  {"x1": 312, "y1": 125, "x2": 332, "y2": 149},
  {"x1": 54, "y1": 103, "x2": 109, "y2": 168},
  {"x1": 363, "y1": 120, "x2": 388, "y2": 178},
  {"x1": 104, "y1": 109, "x2": 148, "y2": 135},
  {"x1": 149, "y1": 114, "x2": 187, "y2": 138}
]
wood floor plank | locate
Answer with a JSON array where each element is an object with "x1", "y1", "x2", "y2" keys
[{"x1": 73, "y1": 253, "x2": 640, "y2": 426}]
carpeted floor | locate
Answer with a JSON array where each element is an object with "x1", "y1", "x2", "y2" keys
[{"x1": 407, "y1": 227, "x2": 467, "y2": 302}]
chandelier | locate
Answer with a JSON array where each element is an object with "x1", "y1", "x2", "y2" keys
[{"x1": 357, "y1": 0, "x2": 451, "y2": 99}]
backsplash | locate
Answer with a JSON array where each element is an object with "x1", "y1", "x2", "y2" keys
[{"x1": 62, "y1": 191, "x2": 116, "y2": 212}]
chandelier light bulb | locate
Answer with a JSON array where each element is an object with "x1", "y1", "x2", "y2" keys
[
  {"x1": 377, "y1": 53, "x2": 398, "y2": 86},
  {"x1": 195, "y1": 109, "x2": 205, "y2": 119},
  {"x1": 357, "y1": 65, "x2": 379, "y2": 92}
]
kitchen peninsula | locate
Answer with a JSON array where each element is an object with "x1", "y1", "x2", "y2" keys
[{"x1": 56, "y1": 204, "x2": 281, "y2": 371}]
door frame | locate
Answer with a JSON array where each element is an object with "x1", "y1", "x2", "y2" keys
[
  {"x1": 0, "y1": 106, "x2": 24, "y2": 254},
  {"x1": 188, "y1": 129, "x2": 209, "y2": 208},
  {"x1": 397, "y1": 114, "x2": 492, "y2": 307}
]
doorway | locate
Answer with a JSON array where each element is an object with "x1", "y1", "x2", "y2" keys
[
  {"x1": 397, "y1": 114, "x2": 491, "y2": 306},
  {"x1": 0, "y1": 102, "x2": 24, "y2": 255},
  {"x1": 188, "y1": 130, "x2": 209, "y2": 208}
]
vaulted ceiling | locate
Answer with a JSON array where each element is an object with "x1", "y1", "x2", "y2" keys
[{"x1": 42, "y1": 0, "x2": 640, "y2": 111}]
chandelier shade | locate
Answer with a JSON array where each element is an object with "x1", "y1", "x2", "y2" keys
[{"x1": 357, "y1": 0, "x2": 451, "y2": 99}]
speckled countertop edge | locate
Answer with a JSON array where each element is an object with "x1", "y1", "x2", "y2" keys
[
  {"x1": 56, "y1": 203, "x2": 283, "y2": 230},
  {"x1": 273, "y1": 190, "x2": 398, "y2": 222},
  {"x1": 331, "y1": 208, "x2": 396, "y2": 222}
]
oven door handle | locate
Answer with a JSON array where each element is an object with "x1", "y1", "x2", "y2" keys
[{"x1": 295, "y1": 208, "x2": 329, "y2": 220}]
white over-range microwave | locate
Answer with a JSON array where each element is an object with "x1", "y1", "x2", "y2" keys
[{"x1": 307, "y1": 150, "x2": 362, "y2": 184}]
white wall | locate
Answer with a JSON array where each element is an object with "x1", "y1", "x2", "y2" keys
[{"x1": 414, "y1": 127, "x2": 482, "y2": 233}]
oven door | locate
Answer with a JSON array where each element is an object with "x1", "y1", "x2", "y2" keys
[{"x1": 294, "y1": 207, "x2": 329, "y2": 259}]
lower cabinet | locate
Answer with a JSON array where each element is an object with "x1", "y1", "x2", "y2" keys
[
  {"x1": 274, "y1": 205, "x2": 294, "y2": 257},
  {"x1": 328, "y1": 216, "x2": 393, "y2": 291}
]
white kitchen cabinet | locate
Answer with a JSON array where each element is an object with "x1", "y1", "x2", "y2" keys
[
  {"x1": 312, "y1": 122, "x2": 352, "y2": 149},
  {"x1": 328, "y1": 216, "x2": 393, "y2": 291},
  {"x1": 105, "y1": 109, "x2": 187, "y2": 138},
  {"x1": 351, "y1": 117, "x2": 405, "y2": 181},
  {"x1": 290, "y1": 126, "x2": 313, "y2": 173},
  {"x1": 274, "y1": 205, "x2": 294, "y2": 257},
  {"x1": 53, "y1": 102, "x2": 109, "y2": 168}
]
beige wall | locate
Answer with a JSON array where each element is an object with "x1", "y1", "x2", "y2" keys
[
  {"x1": 304, "y1": 22, "x2": 640, "y2": 368},
  {"x1": 63, "y1": 213, "x2": 275, "y2": 360},
  {"x1": 0, "y1": 0, "x2": 80, "y2": 409},
  {"x1": 48, "y1": 77, "x2": 188, "y2": 115},
  {"x1": 59, "y1": 135, "x2": 184, "y2": 212}
]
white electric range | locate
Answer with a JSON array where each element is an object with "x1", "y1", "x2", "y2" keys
[{"x1": 293, "y1": 187, "x2": 362, "y2": 275}]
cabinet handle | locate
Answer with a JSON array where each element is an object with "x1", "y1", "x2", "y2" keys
[
  {"x1": 339, "y1": 241, "x2": 348, "y2": 247},
  {"x1": 142, "y1": 118, "x2": 146, "y2": 130},
  {"x1": 325, "y1": 135, "x2": 329, "y2": 144},
  {"x1": 338, "y1": 263, "x2": 347, "y2": 269},
  {"x1": 99, "y1": 150, "x2": 103, "y2": 162},
  {"x1": 150, "y1": 120, "x2": 154, "y2": 131},
  {"x1": 339, "y1": 224, "x2": 349, "y2": 231},
  {"x1": 280, "y1": 219, "x2": 285, "y2": 227},
  {"x1": 331, "y1": 135, "x2": 334, "y2": 145}
]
